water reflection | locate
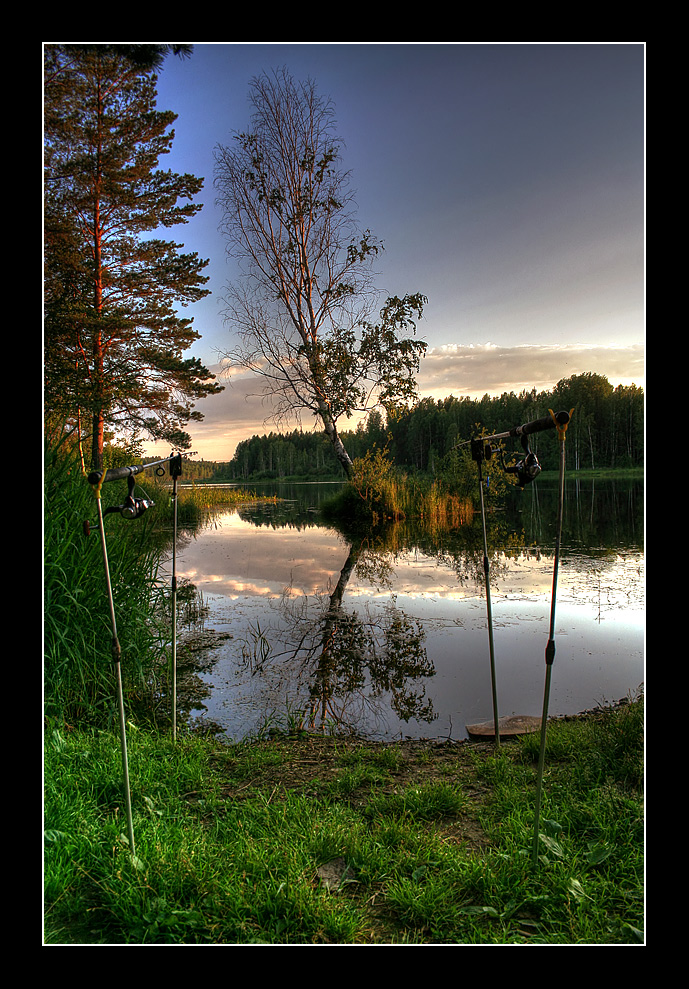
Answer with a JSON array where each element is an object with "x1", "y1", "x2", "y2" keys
[
  {"x1": 174, "y1": 479, "x2": 644, "y2": 740},
  {"x1": 245, "y1": 539, "x2": 436, "y2": 733}
]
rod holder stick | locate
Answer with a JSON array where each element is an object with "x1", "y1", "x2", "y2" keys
[
  {"x1": 167, "y1": 454, "x2": 182, "y2": 740},
  {"x1": 171, "y1": 471, "x2": 178, "y2": 740},
  {"x1": 474, "y1": 449, "x2": 500, "y2": 748},
  {"x1": 531, "y1": 663, "x2": 553, "y2": 866},
  {"x1": 94, "y1": 495, "x2": 136, "y2": 858},
  {"x1": 531, "y1": 409, "x2": 572, "y2": 869}
]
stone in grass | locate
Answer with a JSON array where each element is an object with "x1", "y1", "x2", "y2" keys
[{"x1": 316, "y1": 857, "x2": 354, "y2": 892}]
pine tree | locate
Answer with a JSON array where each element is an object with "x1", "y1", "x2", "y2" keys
[{"x1": 44, "y1": 44, "x2": 222, "y2": 470}]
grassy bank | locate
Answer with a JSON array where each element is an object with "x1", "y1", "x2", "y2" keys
[
  {"x1": 44, "y1": 442, "x2": 169, "y2": 725},
  {"x1": 44, "y1": 695, "x2": 643, "y2": 945},
  {"x1": 538, "y1": 467, "x2": 644, "y2": 481},
  {"x1": 44, "y1": 443, "x2": 644, "y2": 944}
]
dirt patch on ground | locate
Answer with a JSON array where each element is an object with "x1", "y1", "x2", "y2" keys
[{"x1": 209, "y1": 734, "x2": 501, "y2": 853}]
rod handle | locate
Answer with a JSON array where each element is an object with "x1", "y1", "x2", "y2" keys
[
  {"x1": 87, "y1": 453, "x2": 181, "y2": 487},
  {"x1": 514, "y1": 411, "x2": 570, "y2": 437},
  {"x1": 87, "y1": 464, "x2": 145, "y2": 486}
]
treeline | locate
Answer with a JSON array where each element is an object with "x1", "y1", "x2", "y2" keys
[
  {"x1": 388, "y1": 373, "x2": 644, "y2": 475},
  {"x1": 194, "y1": 373, "x2": 643, "y2": 482}
]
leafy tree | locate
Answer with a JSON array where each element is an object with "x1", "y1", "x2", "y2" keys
[
  {"x1": 552, "y1": 372, "x2": 614, "y2": 471},
  {"x1": 44, "y1": 44, "x2": 222, "y2": 470},
  {"x1": 213, "y1": 67, "x2": 427, "y2": 478}
]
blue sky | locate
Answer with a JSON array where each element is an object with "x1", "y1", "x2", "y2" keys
[{"x1": 149, "y1": 42, "x2": 645, "y2": 461}]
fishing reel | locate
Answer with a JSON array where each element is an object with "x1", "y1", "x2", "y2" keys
[
  {"x1": 471, "y1": 434, "x2": 541, "y2": 488},
  {"x1": 83, "y1": 475, "x2": 155, "y2": 535},
  {"x1": 500, "y1": 433, "x2": 542, "y2": 488}
]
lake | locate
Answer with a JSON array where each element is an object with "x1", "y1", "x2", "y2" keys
[{"x1": 172, "y1": 477, "x2": 644, "y2": 742}]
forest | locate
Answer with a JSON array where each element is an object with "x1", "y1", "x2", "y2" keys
[{"x1": 186, "y1": 372, "x2": 643, "y2": 483}]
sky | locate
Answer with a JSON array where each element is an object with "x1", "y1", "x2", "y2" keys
[{"x1": 145, "y1": 42, "x2": 645, "y2": 462}]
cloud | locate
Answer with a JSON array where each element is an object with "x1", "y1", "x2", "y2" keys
[
  {"x1": 417, "y1": 342, "x2": 644, "y2": 398},
  {"x1": 179, "y1": 367, "x2": 283, "y2": 458}
]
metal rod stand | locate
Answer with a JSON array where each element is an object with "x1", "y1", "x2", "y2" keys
[
  {"x1": 94, "y1": 494, "x2": 136, "y2": 857},
  {"x1": 472, "y1": 441, "x2": 500, "y2": 748},
  {"x1": 531, "y1": 410, "x2": 573, "y2": 869},
  {"x1": 85, "y1": 451, "x2": 184, "y2": 854},
  {"x1": 170, "y1": 463, "x2": 180, "y2": 739}
]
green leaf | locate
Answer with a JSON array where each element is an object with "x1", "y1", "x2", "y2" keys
[
  {"x1": 50, "y1": 730, "x2": 67, "y2": 752},
  {"x1": 586, "y1": 842, "x2": 613, "y2": 866},
  {"x1": 44, "y1": 829, "x2": 69, "y2": 844},
  {"x1": 459, "y1": 905, "x2": 500, "y2": 918},
  {"x1": 144, "y1": 794, "x2": 162, "y2": 817},
  {"x1": 539, "y1": 834, "x2": 565, "y2": 858},
  {"x1": 568, "y1": 878, "x2": 592, "y2": 901}
]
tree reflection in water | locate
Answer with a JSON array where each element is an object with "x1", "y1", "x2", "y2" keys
[
  {"x1": 240, "y1": 537, "x2": 436, "y2": 734},
  {"x1": 175, "y1": 479, "x2": 643, "y2": 739}
]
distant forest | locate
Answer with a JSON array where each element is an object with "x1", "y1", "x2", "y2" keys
[{"x1": 181, "y1": 373, "x2": 644, "y2": 482}]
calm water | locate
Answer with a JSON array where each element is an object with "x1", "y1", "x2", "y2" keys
[{"x1": 173, "y1": 478, "x2": 644, "y2": 741}]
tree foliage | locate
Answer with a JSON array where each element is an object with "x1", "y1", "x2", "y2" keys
[
  {"x1": 219, "y1": 373, "x2": 643, "y2": 481},
  {"x1": 391, "y1": 374, "x2": 644, "y2": 476},
  {"x1": 44, "y1": 44, "x2": 222, "y2": 470},
  {"x1": 213, "y1": 67, "x2": 427, "y2": 477}
]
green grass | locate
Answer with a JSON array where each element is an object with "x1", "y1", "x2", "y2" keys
[
  {"x1": 172, "y1": 481, "x2": 277, "y2": 524},
  {"x1": 44, "y1": 439, "x2": 169, "y2": 725},
  {"x1": 44, "y1": 696, "x2": 644, "y2": 945}
]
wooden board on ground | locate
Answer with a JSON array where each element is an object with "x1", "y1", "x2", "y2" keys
[{"x1": 465, "y1": 715, "x2": 541, "y2": 740}]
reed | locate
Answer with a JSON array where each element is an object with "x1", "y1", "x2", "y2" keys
[
  {"x1": 322, "y1": 468, "x2": 474, "y2": 531},
  {"x1": 44, "y1": 440, "x2": 168, "y2": 726},
  {"x1": 148, "y1": 478, "x2": 277, "y2": 528},
  {"x1": 44, "y1": 444, "x2": 281, "y2": 726}
]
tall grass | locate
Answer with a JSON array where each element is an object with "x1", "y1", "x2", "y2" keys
[
  {"x1": 44, "y1": 443, "x2": 280, "y2": 726},
  {"x1": 44, "y1": 439, "x2": 168, "y2": 727},
  {"x1": 325, "y1": 479, "x2": 474, "y2": 530},
  {"x1": 147, "y1": 477, "x2": 277, "y2": 529},
  {"x1": 322, "y1": 449, "x2": 474, "y2": 531}
]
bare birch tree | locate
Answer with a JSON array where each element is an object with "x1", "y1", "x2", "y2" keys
[{"x1": 214, "y1": 67, "x2": 426, "y2": 477}]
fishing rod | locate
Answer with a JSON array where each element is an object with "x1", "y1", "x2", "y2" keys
[
  {"x1": 531, "y1": 410, "x2": 573, "y2": 869},
  {"x1": 84, "y1": 452, "x2": 183, "y2": 857},
  {"x1": 454, "y1": 411, "x2": 572, "y2": 450},
  {"x1": 87, "y1": 453, "x2": 182, "y2": 488},
  {"x1": 464, "y1": 411, "x2": 572, "y2": 748},
  {"x1": 471, "y1": 437, "x2": 501, "y2": 747}
]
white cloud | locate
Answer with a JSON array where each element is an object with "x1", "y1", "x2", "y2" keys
[{"x1": 417, "y1": 342, "x2": 644, "y2": 398}]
